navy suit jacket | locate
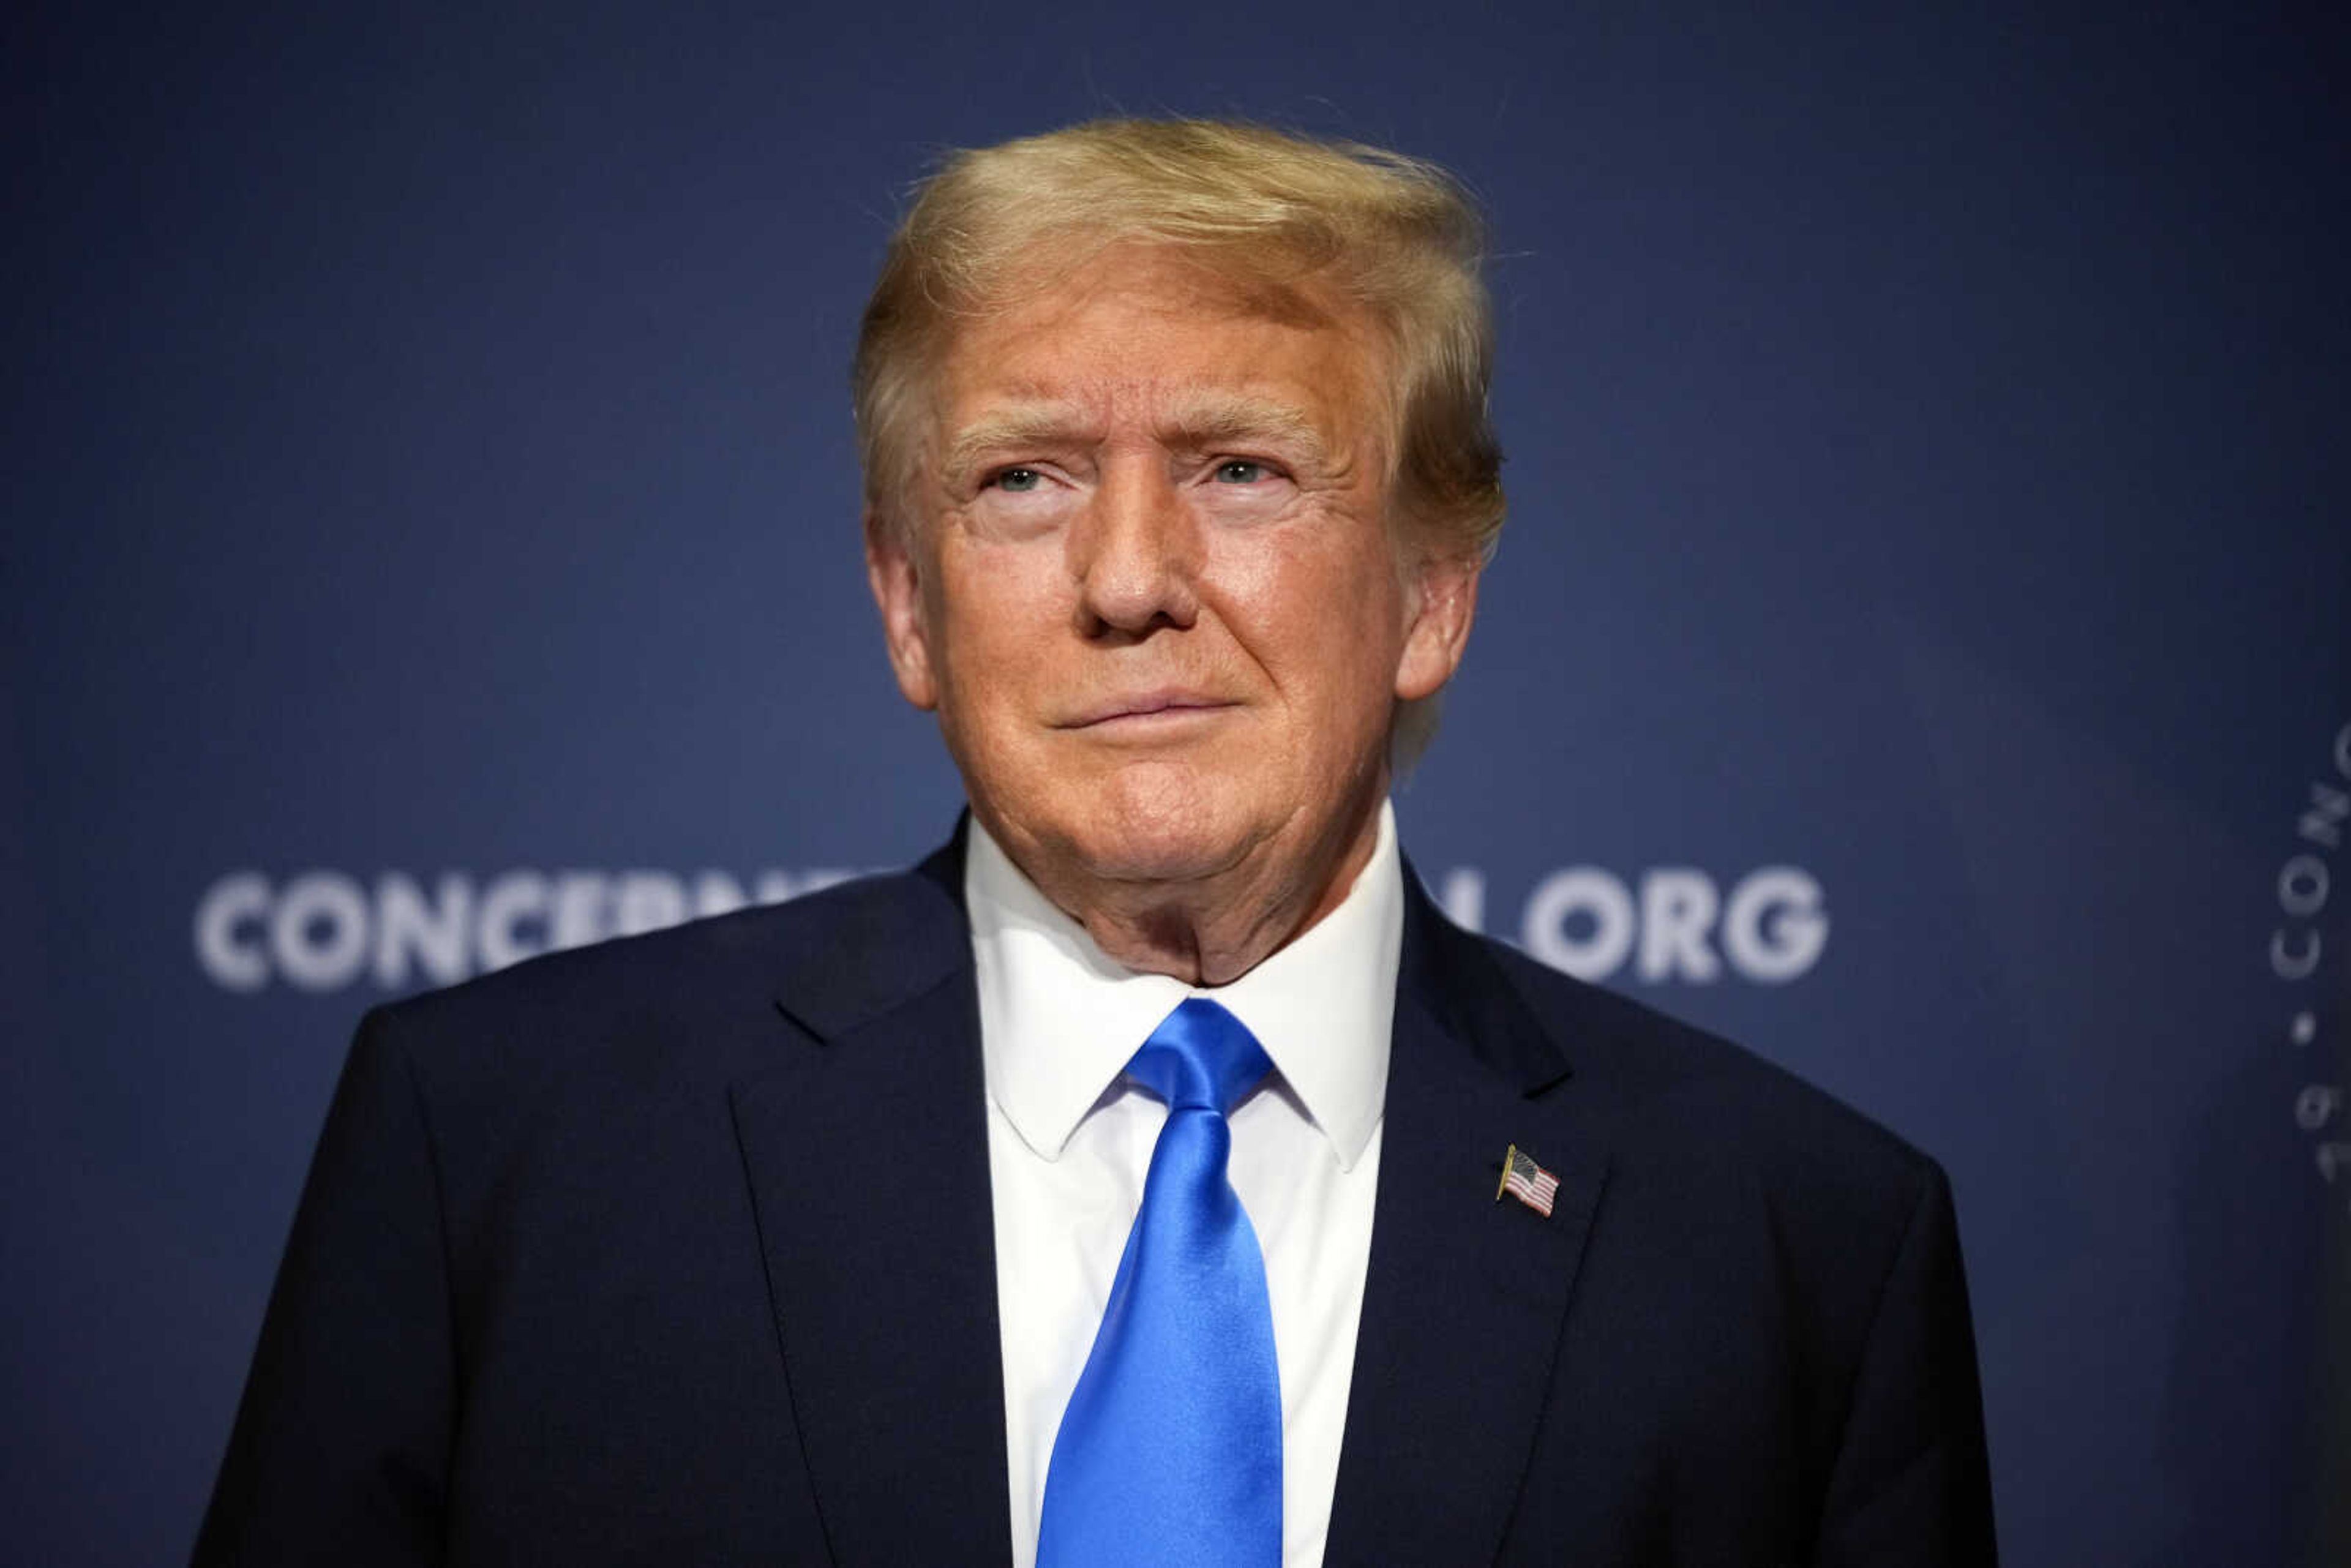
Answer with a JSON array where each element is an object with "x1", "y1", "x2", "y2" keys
[{"x1": 196, "y1": 835, "x2": 1995, "y2": 1565}]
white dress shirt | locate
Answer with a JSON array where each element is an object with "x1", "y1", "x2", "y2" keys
[{"x1": 969, "y1": 803, "x2": 1401, "y2": 1568}]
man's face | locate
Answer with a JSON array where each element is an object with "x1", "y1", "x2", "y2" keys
[{"x1": 868, "y1": 244, "x2": 1475, "y2": 915}]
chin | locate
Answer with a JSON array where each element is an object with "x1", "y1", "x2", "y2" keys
[
  {"x1": 1052, "y1": 762, "x2": 1261, "y2": 887},
  {"x1": 1076, "y1": 828, "x2": 1241, "y2": 887}
]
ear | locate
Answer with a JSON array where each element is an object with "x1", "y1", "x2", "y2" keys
[
  {"x1": 1393, "y1": 548, "x2": 1481, "y2": 702},
  {"x1": 864, "y1": 508, "x2": 940, "y2": 712}
]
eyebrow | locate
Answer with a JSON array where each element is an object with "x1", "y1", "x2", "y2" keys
[
  {"x1": 939, "y1": 391, "x2": 1336, "y2": 482},
  {"x1": 1161, "y1": 392, "x2": 1332, "y2": 470},
  {"x1": 939, "y1": 404, "x2": 1099, "y2": 483}
]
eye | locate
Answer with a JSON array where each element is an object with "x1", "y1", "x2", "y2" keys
[
  {"x1": 1213, "y1": 460, "x2": 1271, "y2": 484},
  {"x1": 988, "y1": 466, "x2": 1044, "y2": 493}
]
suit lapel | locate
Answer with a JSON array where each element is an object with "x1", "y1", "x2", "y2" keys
[
  {"x1": 724, "y1": 839, "x2": 1613, "y2": 1563},
  {"x1": 1325, "y1": 876, "x2": 1613, "y2": 1565},
  {"x1": 729, "y1": 839, "x2": 1013, "y2": 1566}
]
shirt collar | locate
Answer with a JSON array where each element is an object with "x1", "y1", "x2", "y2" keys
[{"x1": 967, "y1": 803, "x2": 1401, "y2": 1172}]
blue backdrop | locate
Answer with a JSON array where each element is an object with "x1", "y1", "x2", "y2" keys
[{"x1": 7, "y1": 4, "x2": 2347, "y2": 1563}]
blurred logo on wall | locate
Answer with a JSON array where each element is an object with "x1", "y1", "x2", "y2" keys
[
  {"x1": 190, "y1": 861, "x2": 1831, "y2": 994},
  {"x1": 192, "y1": 868, "x2": 864, "y2": 994},
  {"x1": 2280, "y1": 721, "x2": 2351, "y2": 1214},
  {"x1": 1430, "y1": 865, "x2": 1826, "y2": 985}
]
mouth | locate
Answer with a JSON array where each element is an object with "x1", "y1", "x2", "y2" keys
[{"x1": 1059, "y1": 691, "x2": 1240, "y2": 730}]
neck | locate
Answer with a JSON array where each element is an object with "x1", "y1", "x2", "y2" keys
[{"x1": 994, "y1": 787, "x2": 1387, "y2": 987}]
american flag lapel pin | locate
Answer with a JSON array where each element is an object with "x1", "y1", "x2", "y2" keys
[{"x1": 1496, "y1": 1142, "x2": 1559, "y2": 1218}]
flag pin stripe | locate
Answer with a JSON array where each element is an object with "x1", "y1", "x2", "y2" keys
[{"x1": 1496, "y1": 1142, "x2": 1559, "y2": 1218}]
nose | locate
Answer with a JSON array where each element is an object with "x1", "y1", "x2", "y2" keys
[{"x1": 1070, "y1": 461, "x2": 1199, "y2": 639}]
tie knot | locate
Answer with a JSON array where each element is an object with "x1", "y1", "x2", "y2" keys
[{"x1": 1127, "y1": 997, "x2": 1273, "y2": 1114}]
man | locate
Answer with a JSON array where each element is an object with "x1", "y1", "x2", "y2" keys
[{"x1": 197, "y1": 119, "x2": 1995, "y2": 1566}]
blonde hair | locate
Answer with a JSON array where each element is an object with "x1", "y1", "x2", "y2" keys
[{"x1": 852, "y1": 118, "x2": 1505, "y2": 569}]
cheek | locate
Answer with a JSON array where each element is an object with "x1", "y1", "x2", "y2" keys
[
  {"x1": 1311, "y1": 537, "x2": 1412, "y2": 653},
  {"x1": 1243, "y1": 541, "x2": 1411, "y2": 708},
  {"x1": 929, "y1": 537, "x2": 1067, "y2": 705}
]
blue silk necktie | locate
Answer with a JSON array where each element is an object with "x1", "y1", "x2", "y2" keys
[{"x1": 1035, "y1": 997, "x2": 1283, "y2": 1568}]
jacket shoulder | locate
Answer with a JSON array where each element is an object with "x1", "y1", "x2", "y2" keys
[
  {"x1": 359, "y1": 864, "x2": 967, "y2": 1079},
  {"x1": 1472, "y1": 926, "x2": 1943, "y2": 1202}
]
